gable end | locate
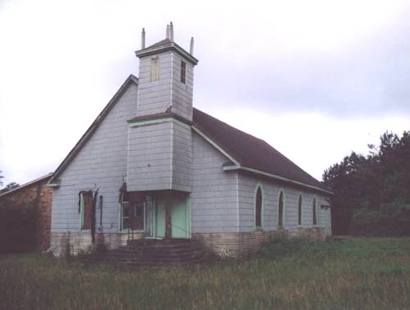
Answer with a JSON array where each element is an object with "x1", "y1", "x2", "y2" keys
[{"x1": 48, "y1": 75, "x2": 138, "y2": 186}]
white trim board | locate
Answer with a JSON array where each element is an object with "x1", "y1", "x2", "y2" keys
[
  {"x1": 191, "y1": 126, "x2": 240, "y2": 166},
  {"x1": 223, "y1": 166, "x2": 332, "y2": 195}
]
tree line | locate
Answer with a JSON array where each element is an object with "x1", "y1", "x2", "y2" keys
[
  {"x1": 0, "y1": 170, "x2": 20, "y2": 194},
  {"x1": 323, "y1": 131, "x2": 410, "y2": 235}
]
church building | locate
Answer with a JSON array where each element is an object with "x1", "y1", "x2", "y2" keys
[{"x1": 48, "y1": 23, "x2": 332, "y2": 257}]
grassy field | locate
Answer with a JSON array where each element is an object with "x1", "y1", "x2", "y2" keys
[{"x1": 1, "y1": 237, "x2": 410, "y2": 309}]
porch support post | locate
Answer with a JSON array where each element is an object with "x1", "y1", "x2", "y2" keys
[{"x1": 165, "y1": 205, "x2": 172, "y2": 239}]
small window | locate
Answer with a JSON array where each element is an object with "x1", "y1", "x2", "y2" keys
[
  {"x1": 80, "y1": 191, "x2": 93, "y2": 230},
  {"x1": 278, "y1": 191, "x2": 284, "y2": 228},
  {"x1": 97, "y1": 195, "x2": 103, "y2": 229},
  {"x1": 298, "y1": 194, "x2": 303, "y2": 226},
  {"x1": 121, "y1": 202, "x2": 130, "y2": 230},
  {"x1": 150, "y1": 57, "x2": 160, "y2": 81},
  {"x1": 132, "y1": 202, "x2": 145, "y2": 230},
  {"x1": 121, "y1": 201, "x2": 145, "y2": 231},
  {"x1": 312, "y1": 198, "x2": 317, "y2": 225},
  {"x1": 255, "y1": 187, "x2": 262, "y2": 227},
  {"x1": 180, "y1": 61, "x2": 186, "y2": 84}
]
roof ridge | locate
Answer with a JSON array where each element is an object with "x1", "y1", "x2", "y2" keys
[{"x1": 145, "y1": 38, "x2": 173, "y2": 49}]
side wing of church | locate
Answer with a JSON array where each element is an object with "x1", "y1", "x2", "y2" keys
[{"x1": 48, "y1": 24, "x2": 332, "y2": 257}]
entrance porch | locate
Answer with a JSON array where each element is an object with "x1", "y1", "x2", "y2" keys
[{"x1": 121, "y1": 190, "x2": 191, "y2": 240}]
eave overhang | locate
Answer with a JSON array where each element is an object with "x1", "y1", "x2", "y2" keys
[
  {"x1": 223, "y1": 165, "x2": 333, "y2": 196},
  {"x1": 135, "y1": 41, "x2": 198, "y2": 65},
  {"x1": 128, "y1": 112, "x2": 192, "y2": 126}
]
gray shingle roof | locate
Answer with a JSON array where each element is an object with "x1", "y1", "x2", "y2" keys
[{"x1": 192, "y1": 108, "x2": 329, "y2": 193}]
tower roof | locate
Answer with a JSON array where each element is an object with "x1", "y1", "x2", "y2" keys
[{"x1": 135, "y1": 38, "x2": 198, "y2": 65}]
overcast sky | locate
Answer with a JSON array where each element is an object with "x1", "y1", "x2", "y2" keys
[{"x1": 1, "y1": 0, "x2": 409, "y2": 186}]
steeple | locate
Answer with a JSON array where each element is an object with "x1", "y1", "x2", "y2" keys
[
  {"x1": 134, "y1": 22, "x2": 198, "y2": 121},
  {"x1": 127, "y1": 23, "x2": 197, "y2": 193}
]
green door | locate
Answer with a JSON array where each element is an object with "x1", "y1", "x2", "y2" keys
[
  {"x1": 155, "y1": 201, "x2": 166, "y2": 238},
  {"x1": 171, "y1": 197, "x2": 190, "y2": 239}
]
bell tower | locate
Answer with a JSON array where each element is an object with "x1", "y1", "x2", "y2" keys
[
  {"x1": 134, "y1": 22, "x2": 198, "y2": 121},
  {"x1": 127, "y1": 23, "x2": 198, "y2": 193}
]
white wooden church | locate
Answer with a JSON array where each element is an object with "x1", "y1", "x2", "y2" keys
[{"x1": 48, "y1": 23, "x2": 332, "y2": 257}]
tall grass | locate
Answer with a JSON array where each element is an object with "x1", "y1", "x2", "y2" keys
[{"x1": 1, "y1": 237, "x2": 410, "y2": 309}]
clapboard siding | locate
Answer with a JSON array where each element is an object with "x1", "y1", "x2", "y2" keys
[
  {"x1": 191, "y1": 133, "x2": 239, "y2": 233},
  {"x1": 317, "y1": 196, "x2": 332, "y2": 234},
  {"x1": 238, "y1": 177, "x2": 276, "y2": 232},
  {"x1": 51, "y1": 83, "x2": 138, "y2": 233},
  {"x1": 172, "y1": 121, "x2": 192, "y2": 191},
  {"x1": 171, "y1": 52, "x2": 194, "y2": 120},
  {"x1": 127, "y1": 119, "x2": 192, "y2": 192},
  {"x1": 136, "y1": 50, "x2": 194, "y2": 121},
  {"x1": 238, "y1": 174, "x2": 331, "y2": 233},
  {"x1": 127, "y1": 121, "x2": 172, "y2": 191},
  {"x1": 136, "y1": 51, "x2": 173, "y2": 117}
]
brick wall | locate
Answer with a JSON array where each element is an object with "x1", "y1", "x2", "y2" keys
[
  {"x1": 37, "y1": 184, "x2": 52, "y2": 250},
  {"x1": 0, "y1": 176, "x2": 52, "y2": 251}
]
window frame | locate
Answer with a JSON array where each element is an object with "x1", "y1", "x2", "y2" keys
[
  {"x1": 79, "y1": 191, "x2": 93, "y2": 231},
  {"x1": 120, "y1": 201, "x2": 146, "y2": 232},
  {"x1": 180, "y1": 60, "x2": 186, "y2": 84},
  {"x1": 312, "y1": 197, "x2": 318, "y2": 226},
  {"x1": 277, "y1": 190, "x2": 285, "y2": 229},
  {"x1": 255, "y1": 185, "x2": 263, "y2": 229},
  {"x1": 80, "y1": 192, "x2": 84, "y2": 229},
  {"x1": 150, "y1": 56, "x2": 160, "y2": 82},
  {"x1": 132, "y1": 201, "x2": 146, "y2": 231},
  {"x1": 120, "y1": 201, "x2": 130, "y2": 231},
  {"x1": 298, "y1": 194, "x2": 303, "y2": 227}
]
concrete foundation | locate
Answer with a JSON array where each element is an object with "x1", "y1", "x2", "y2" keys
[
  {"x1": 49, "y1": 232, "x2": 143, "y2": 256},
  {"x1": 193, "y1": 227, "x2": 330, "y2": 257},
  {"x1": 50, "y1": 226, "x2": 330, "y2": 257}
]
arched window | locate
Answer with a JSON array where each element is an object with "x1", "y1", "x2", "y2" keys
[
  {"x1": 298, "y1": 194, "x2": 303, "y2": 226},
  {"x1": 255, "y1": 187, "x2": 262, "y2": 227},
  {"x1": 312, "y1": 197, "x2": 317, "y2": 225},
  {"x1": 278, "y1": 191, "x2": 284, "y2": 228}
]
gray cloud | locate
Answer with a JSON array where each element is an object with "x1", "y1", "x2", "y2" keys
[{"x1": 195, "y1": 11, "x2": 410, "y2": 118}]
